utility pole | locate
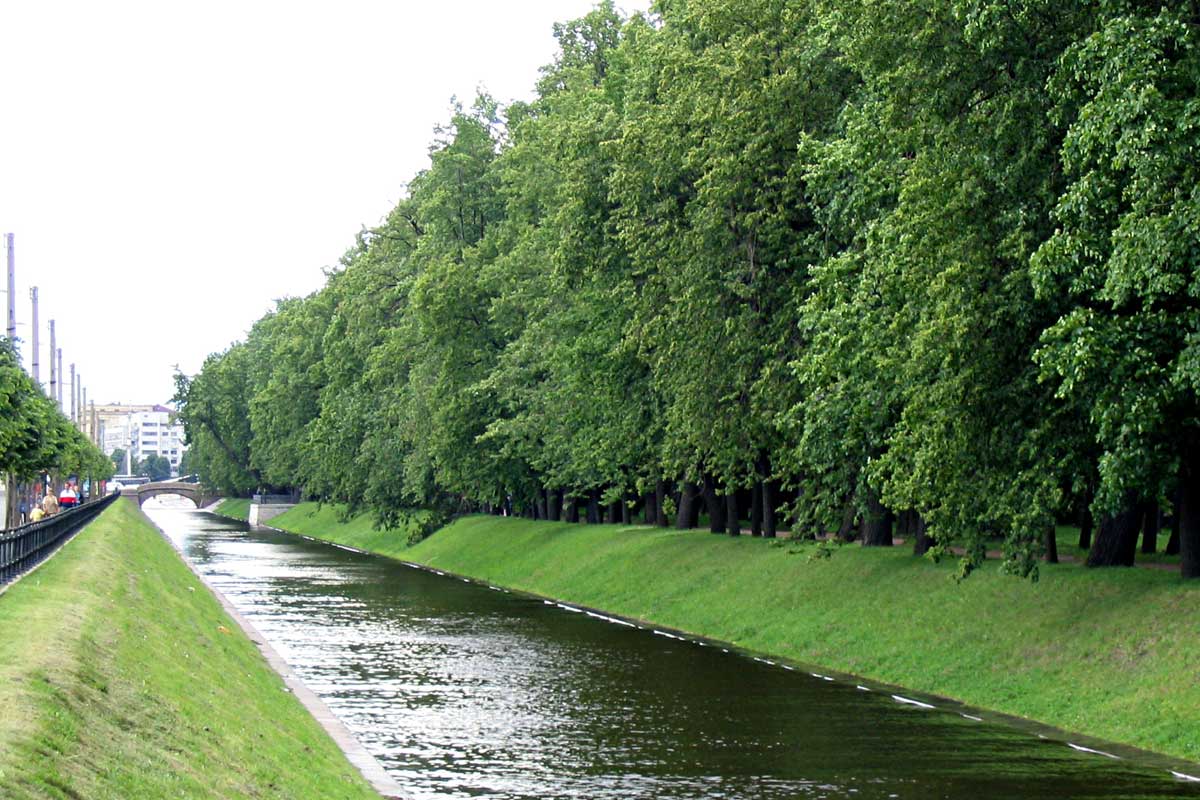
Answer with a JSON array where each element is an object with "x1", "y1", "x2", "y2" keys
[
  {"x1": 4, "y1": 235, "x2": 17, "y2": 527},
  {"x1": 56, "y1": 348, "x2": 63, "y2": 408},
  {"x1": 30, "y1": 287, "x2": 39, "y2": 386},
  {"x1": 5, "y1": 234, "x2": 15, "y2": 343},
  {"x1": 81, "y1": 385, "x2": 87, "y2": 434},
  {"x1": 70, "y1": 363, "x2": 76, "y2": 424},
  {"x1": 49, "y1": 320, "x2": 57, "y2": 404}
]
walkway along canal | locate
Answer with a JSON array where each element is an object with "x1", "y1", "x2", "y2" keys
[{"x1": 144, "y1": 503, "x2": 1200, "y2": 800}]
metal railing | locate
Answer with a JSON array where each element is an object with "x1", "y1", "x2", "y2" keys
[
  {"x1": 252, "y1": 492, "x2": 299, "y2": 505},
  {"x1": 0, "y1": 492, "x2": 120, "y2": 588}
]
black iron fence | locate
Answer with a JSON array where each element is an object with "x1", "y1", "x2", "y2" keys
[
  {"x1": 0, "y1": 492, "x2": 121, "y2": 589},
  {"x1": 252, "y1": 492, "x2": 300, "y2": 505}
]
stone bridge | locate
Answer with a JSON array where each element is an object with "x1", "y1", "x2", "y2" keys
[{"x1": 131, "y1": 481, "x2": 221, "y2": 508}]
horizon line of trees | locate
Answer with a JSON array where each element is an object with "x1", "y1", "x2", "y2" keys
[{"x1": 175, "y1": 0, "x2": 1200, "y2": 580}]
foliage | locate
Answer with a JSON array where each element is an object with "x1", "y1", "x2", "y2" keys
[
  {"x1": 137, "y1": 454, "x2": 173, "y2": 481},
  {"x1": 0, "y1": 338, "x2": 111, "y2": 484},
  {"x1": 172, "y1": 1, "x2": 1200, "y2": 577}
]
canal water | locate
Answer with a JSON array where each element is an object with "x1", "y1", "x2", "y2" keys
[{"x1": 144, "y1": 503, "x2": 1199, "y2": 800}]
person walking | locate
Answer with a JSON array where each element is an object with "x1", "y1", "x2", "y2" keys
[
  {"x1": 42, "y1": 490, "x2": 59, "y2": 517},
  {"x1": 58, "y1": 483, "x2": 78, "y2": 511}
]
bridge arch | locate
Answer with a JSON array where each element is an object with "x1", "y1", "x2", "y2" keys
[{"x1": 134, "y1": 481, "x2": 220, "y2": 509}]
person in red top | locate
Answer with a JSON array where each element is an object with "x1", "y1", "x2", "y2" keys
[{"x1": 58, "y1": 483, "x2": 78, "y2": 510}]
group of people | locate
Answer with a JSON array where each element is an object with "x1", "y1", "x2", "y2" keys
[{"x1": 23, "y1": 482, "x2": 84, "y2": 522}]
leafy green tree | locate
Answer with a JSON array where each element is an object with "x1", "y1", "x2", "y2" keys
[
  {"x1": 612, "y1": 0, "x2": 848, "y2": 533},
  {"x1": 177, "y1": 448, "x2": 193, "y2": 477},
  {"x1": 1032, "y1": 3, "x2": 1200, "y2": 577},
  {"x1": 173, "y1": 346, "x2": 258, "y2": 496},
  {"x1": 483, "y1": 2, "x2": 655, "y2": 522},
  {"x1": 139, "y1": 454, "x2": 172, "y2": 481},
  {"x1": 0, "y1": 337, "x2": 111, "y2": 517}
]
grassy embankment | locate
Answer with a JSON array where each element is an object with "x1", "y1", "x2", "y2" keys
[
  {"x1": 0, "y1": 498, "x2": 380, "y2": 800},
  {"x1": 267, "y1": 501, "x2": 1200, "y2": 765},
  {"x1": 214, "y1": 497, "x2": 251, "y2": 521}
]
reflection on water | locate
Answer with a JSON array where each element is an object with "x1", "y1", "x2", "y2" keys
[{"x1": 145, "y1": 507, "x2": 1200, "y2": 800}]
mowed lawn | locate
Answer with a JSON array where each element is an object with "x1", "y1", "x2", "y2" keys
[
  {"x1": 271, "y1": 503, "x2": 1200, "y2": 765},
  {"x1": 0, "y1": 498, "x2": 380, "y2": 800},
  {"x1": 213, "y1": 497, "x2": 251, "y2": 521}
]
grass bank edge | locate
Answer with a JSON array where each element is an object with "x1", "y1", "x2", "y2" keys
[
  {"x1": 0, "y1": 498, "x2": 380, "y2": 800},
  {"x1": 214, "y1": 497, "x2": 251, "y2": 520},
  {"x1": 269, "y1": 501, "x2": 1200, "y2": 767}
]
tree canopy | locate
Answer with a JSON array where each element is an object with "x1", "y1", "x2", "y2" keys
[
  {"x1": 175, "y1": 0, "x2": 1200, "y2": 579},
  {"x1": 0, "y1": 338, "x2": 112, "y2": 487}
]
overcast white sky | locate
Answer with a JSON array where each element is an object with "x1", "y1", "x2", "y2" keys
[{"x1": 1, "y1": 0, "x2": 650, "y2": 408}]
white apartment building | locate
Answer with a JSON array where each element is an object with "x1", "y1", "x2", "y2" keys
[{"x1": 101, "y1": 404, "x2": 187, "y2": 476}]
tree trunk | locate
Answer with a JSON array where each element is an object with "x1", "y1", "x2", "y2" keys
[
  {"x1": 912, "y1": 515, "x2": 934, "y2": 556},
  {"x1": 726, "y1": 492, "x2": 740, "y2": 537},
  {"x1": 836, "y1": 500, "x2": 858, "y2": 542},
  {"x1": 1180, "y1": 450, "x2": 1200, "y2": 579},
  {"x1": 1086, "y1": 495, "x2": 1140, "y2": 567},
  {"x1": 763, "y1": 480, "x2": 777, "y2": 538},
  {"x1": 686, "y1": 484, "x2": 701, "y2": 528},
  {"x1": 676, "y1": 482, "x2": 699, "y2": 530},
  {"x1": 1140, "y1": 501, "x2": 1159, "y2": 554},
  {"x1": 1161, "y1": 489, "x2": 1180, "y2": 556},
  {"x1": 861, "y1": 487, "x2": 893, "y2": 547},
  {"x1": 547, "y1": 489, "x2": 561, "y2": 522},
  {"x1": 607, "y1": 500, "x2": 621, "y2": 524},
  {"x1": 4, "y1": 476, "x2": 17, "y2": 528},
  {"x1": 566, "y1": 496, "x2": 580, "y2": 524},
  {"x1": 1077, "y1": 506, "x2": 1093, "y2": 550},
  {"x1": 586, "y1": 489, "x2": 601, "y2": 524},
  {"x1": 655, "y1": 479, "x2": 669, "y2": 527},
  {"x1": 1044, "y1": 522, "x2": 1059, "y2": 564},
  {"x1": 704, "y1": 479, "x2": 726, "y2": 533},
  {"x1": 754, "y1": 453, "x2": 776, "y2": 538},
  {"x1": 643, "y1": 491, "x2": 656, "y2": 525},
  {"x1": 750, "y1": 481, "x2": 763, "y2": 537}
]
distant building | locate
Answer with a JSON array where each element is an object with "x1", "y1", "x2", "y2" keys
[{"x1": 98, "y1": 403, "x2": 188, "y2": 476}]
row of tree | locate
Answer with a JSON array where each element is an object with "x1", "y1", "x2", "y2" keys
[
  {"x1": 1, "y1": 338, "x2": 113, "y2": 524},
  {"x1": 175, "y1": 0, "x2": 1200, "y2": 579}
]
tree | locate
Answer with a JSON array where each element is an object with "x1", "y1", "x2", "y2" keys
[
  {"x1": 110, "y1": 448, "x2": 127, "y2": 474},
  {"x1": 1032, "y1": 3, "x2": 1200, "y2": 577},
  {"x1": 173, "y1": 347, "x2": 258, "y2": 496},
  {"x1": 139, "y1": 454, "x2": 172, "y2": 482}
]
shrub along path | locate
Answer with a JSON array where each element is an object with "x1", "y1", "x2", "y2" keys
[{"x1": 0, "y1": 498, "x2": 381, "y2": 800}]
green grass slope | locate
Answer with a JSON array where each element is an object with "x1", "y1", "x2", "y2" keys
[
  {"x1": 270, "y1": 503, "x2": 1200, "y2": 765},
  {"x1": 214, "y1": 497, "x2": 250, "y2": 521},
  {"x1": 0, "y1": 498, "x2": 379, "y2": 800}
]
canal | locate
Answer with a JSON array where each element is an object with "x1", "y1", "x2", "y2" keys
[{"x1": 144, "y1": 503, "x2": 1199, "y2": 799}]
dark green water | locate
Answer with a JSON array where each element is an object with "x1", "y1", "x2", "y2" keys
[{"x1": 147, "y1": 505, "x2": 1200, "y2": 800}]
